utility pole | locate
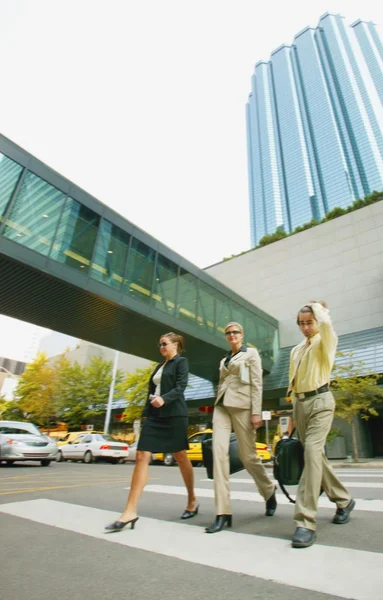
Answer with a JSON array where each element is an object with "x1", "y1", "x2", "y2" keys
[{"x1": 104, "y1": 350, "x2": 119, "y2": 434}]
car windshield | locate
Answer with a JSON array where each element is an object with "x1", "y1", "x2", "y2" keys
[
  {"x1": 96, "y1": 434, "x2": 118, "y2": 442},
  {"x1": 0, "y1": 424, "x2": 40, "y2": 435}
]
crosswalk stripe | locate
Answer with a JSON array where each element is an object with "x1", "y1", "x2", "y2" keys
[
  {"x1": 0, "y1": 498, "x2": 381, "y2": 600},
  {"x1": 223, "y1": 478, "x2": 383, "y2": 489},
  {"x1": 139, "y1": 485, "x2": 383, "y2": 512}
]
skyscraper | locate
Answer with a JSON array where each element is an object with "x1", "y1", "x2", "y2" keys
[{"x1": 246, "y1": 13, "x2": 383, "y2": 246}]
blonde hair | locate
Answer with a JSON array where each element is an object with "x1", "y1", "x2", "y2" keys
[{"x1": 224, "y1": 322, "x2": 244, "y2": 334}]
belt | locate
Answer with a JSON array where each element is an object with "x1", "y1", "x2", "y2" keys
[{"x1": 294, "y1": 384, "x2": 329, "y2": 401}]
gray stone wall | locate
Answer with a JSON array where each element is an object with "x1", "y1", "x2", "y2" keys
[{"x1": 206, "y1": 201, "x2": 383, "y2": 348}]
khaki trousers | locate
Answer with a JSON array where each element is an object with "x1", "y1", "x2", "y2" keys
[
  {"x1": 293, "y1": 391, "x2": 351, "y2": 531},
  {"x1": 212, "y1": 404, "x2": 275, "y2": 515}
]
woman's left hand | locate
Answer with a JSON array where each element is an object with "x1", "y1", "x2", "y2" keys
[{"x1": 150, "y1": 395, "x2": 165, "y2": 408}]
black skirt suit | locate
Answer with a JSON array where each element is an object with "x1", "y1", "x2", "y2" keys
[{"x1": 137, "y1": 354, "x2": 190, "y2": 453}]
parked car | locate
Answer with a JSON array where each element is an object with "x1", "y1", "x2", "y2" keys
[
  {"x1": 153, "y1": 429, "x2": 272, "y2": 466},
  {"x1": 125, "y1": 440, "x2": 138, "y2": 462},
  {"x1": 56, "y1": 430, "x2": 104, "y2": 447},
  {"x1": 0, "y1": 420, "x2": 58, "y2": 466},
  {"x1": 56, "y1": 433, "x2": 129, "y2": 464}
]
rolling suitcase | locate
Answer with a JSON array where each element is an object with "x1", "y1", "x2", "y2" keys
[{"x1": 202, "y1": 432, "x2": 244, "y2": 480}]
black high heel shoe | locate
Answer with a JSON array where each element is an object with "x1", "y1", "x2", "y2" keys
[
  {"x1": 205, "y1": 514, "x2": 232, "y2": 533},
  {"x1": 105, "y1": 517, "x2": 139, "y2": 533},
  {"x1": 181, "y1": 504, "x2": 200, "y2": 520}
]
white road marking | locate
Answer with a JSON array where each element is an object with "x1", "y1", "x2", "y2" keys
[
  {"x1": 224, "y1": 478, "x2": 383, "y2": 489},
  {"x1": 138, "y1": 485, "x2": 383, "y2": 511},
  {"x1": 0, "y1": 498, "x2": 381, "y2": 600}
]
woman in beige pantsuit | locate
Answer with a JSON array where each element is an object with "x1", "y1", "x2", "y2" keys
[{"x1": 205, "y1": 322, "x2": 277, "y2": 534}]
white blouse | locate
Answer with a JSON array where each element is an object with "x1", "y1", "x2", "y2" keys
[{"x1": 152, "y1": 366, "x2": 164, "y2": 396}]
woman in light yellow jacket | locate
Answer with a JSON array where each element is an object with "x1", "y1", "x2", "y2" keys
[{"x1": 205, "y1": 322, "x2": 277, "y2": 533}]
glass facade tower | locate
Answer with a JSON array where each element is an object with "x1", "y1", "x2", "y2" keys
[{"x1": 246, "y1": 13, "x2": 383, "y2": 246}]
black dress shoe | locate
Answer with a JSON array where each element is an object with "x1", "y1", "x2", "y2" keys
[
  {"x1": 292, "y1": 527, "x2": 316, "y2": 548},
  {"x1": 265, "y1": 487, "x2": 277, "y2": 516},
  {"x1": 205, "y1": 514, "x2": 232, "y2": 533},
  {"x1": 181, "y1": 504, "x2": 200, "y2": 520},
  {"x1": 105, "y1": 517, "x2": 139, "y2": 532},
  {"x1": 332, "y1": 499, "x2": 355, "y2": 524}
]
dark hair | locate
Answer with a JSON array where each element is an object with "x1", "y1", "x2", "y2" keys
[
  {"x1": 160, "y1": 332, "x2": 185, "y2": 353},
  {"x1": 296, "y1": 300, "x2": 328, "y2": 325}
]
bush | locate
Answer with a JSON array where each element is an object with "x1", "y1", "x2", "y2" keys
[{"x1": 222, "y1": 190, "x2": 382, "y2": 260}]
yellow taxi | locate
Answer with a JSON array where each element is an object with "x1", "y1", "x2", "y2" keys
[{"x1": 153, "y1": 429, "x2": 271, "y2": 466}]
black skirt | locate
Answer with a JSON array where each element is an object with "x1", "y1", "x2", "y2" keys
[{"x1": 137, "y1": 416, "x2": 189, "y2": 453}]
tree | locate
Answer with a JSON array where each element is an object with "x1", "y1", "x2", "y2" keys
[
  {"x1": 0, "y1": 397, "x2": 25, "y2": 421},
  {"x1": 120, "y1": 364, "x2": 156, "y2": 423},
  {"x1": 14, "y1": 353, "x2": 58, "y2": 428},
  {"x1": 54, "y1": 355, "x2": 126, "y2": 430},
  {"x1": 332, "y1": 352, "x2": 383, "y2": 462}
]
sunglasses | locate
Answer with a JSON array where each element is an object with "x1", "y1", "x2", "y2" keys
[
  {"x1": 225, "y1": 330, "x2": 241, "y2": 336},
  {"x1": 158, "y1": 342, "x2": 171, "y2": 348}
]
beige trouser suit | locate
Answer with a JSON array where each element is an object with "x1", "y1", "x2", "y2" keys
[
  {"x1": 290, "y1": 303, "x2": 351, "y2": 531},
  {"x1": 212, "y1": 346, "x2": 275, "y2": 515}
]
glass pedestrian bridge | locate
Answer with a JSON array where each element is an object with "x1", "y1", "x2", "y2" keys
[{"x1": 0, "y1": 135, "x2": 279, "y2": 382}]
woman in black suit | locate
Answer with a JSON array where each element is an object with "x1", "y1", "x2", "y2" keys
[{"x1": 105, "y1": 332, "x2": 199, "y2": 532}]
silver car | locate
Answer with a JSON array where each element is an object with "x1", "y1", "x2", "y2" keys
[
  {"x1": 0, "y1": 420, "x2": 58, "y2": 466},
  {"x1": 56, "y1": 433, "x2": 129, "y2": 464}
]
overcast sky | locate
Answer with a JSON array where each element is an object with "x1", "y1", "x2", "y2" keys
[{"x1": 0, "y1": 0, "x2": 382, "y2": 361}]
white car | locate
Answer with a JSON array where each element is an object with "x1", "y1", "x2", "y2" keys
[
  {"x1": 125, "y1": 440, "x2": 138, "y2": 462},
  {"x1": 56, "y1": 433, "x2": 129, "y2": 464},
  {"x1": 0, "y1": 420, "x2": 58, "y2": 466}
]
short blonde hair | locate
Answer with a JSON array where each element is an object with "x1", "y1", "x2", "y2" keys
[{"x1": 224, "y1": 322, "x2": 244, "y2": 334}]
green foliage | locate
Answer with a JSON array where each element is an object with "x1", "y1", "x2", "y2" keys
[
  {"x1": 222, "y1": 190, "x2": 382, "y2": 260},
  {"x1": 293, "y1": 219, "x2": 320, "y2": 233},
  {"x1": 0, "y1": 398, "x2": 25, "y2": 421},
  {"x1": 54, "y1": 355, "x2": 126, "y2": 429},
  {"x1": 326, "y1": 427, "x2": 342, "y2": 444},
  {"x1": 332, "y1": 352, "x2": 383, "y2": 462},
  {"x1": 120, "y1": 363, "x2": 156, "y2": 423},
  {"x1": 14, "y1": 353, "x2": 58, "y2": 428},
  {"x1": 323, "y1": 206, "x2": 347, "y2": 220},
  {"x1": 7, "y1": 352, "x2": 129, "y2": 431},
  {"x1": 258, "y1": 228, "x2": 287, "y2": 247}
]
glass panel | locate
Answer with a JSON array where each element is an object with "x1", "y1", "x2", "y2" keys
[
  {"x1": 90, "y1": 219, "x2": 130, "y2": 290},
  {"x1": 176, "y1": 269, "x2": 198, "y2": 325},
  {"x1": 0, "y1": 153, "x2": 23, "y2": 223},
  {"x1": 50, "y1": 198, "x2": 100, "y2": 273},
  {"x1": 124, "y1": 238, "x2": 155, "y2": 304},
  {"x1": 196, "y1": 282, "x2": 216, "y2": 335},
  {"x1": 152, "y1": 254, "x2": 178, "y2": 315},
  {"x1": 3, "y1": 170, "x2": 66, "y2": 256},
  {"x1": 215, "y1": 291, "x2": 232, "y2": 335}
]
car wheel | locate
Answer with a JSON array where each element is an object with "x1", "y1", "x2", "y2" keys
[
  {"x1": 5, "y1": 461, "x2": 14, "y2": 467},
  {"x1": 56, "y1": 451, "x2": 64, "y2": 463},
  {"x1": 41, "y1": 460, "x2": 51, "y2": 467},
  {"x1": 163, "y1": 453, "x2": 175, "y2": 466},
  {"x1": 83, "y1": 451, "x2": 94, "y2": 464}
]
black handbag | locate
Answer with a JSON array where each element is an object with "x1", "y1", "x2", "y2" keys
[
  {"x1": 202, "y1": 432, "x2": 244, "y2": 479},
  {"x1": 273, "y1": 431, "x2": 304, "y2": 503}
]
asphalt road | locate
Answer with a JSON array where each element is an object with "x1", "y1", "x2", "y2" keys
[{"x1": 0, "y1": 461, "x2": 382, "y2": 600}]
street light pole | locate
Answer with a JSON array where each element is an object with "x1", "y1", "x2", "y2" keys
[{"x1": 104, "y1": 350, "x2": 119, "y2": 434}]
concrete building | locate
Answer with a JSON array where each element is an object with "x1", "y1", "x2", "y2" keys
[{"x1": 206, "y1": 200, "x2": 383, "y2": 458}]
